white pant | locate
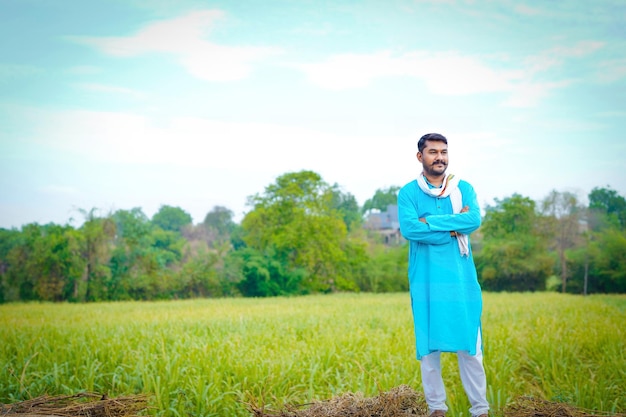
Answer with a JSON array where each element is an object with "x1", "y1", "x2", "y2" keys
[{"x1": 420, "y1": 331, "x2": 489, "y2": 416}]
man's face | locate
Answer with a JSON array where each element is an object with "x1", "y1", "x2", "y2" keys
[{"x1": 417, "y1": 140, "x2": 448, "y2": 177}]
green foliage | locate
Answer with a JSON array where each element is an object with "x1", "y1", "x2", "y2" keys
[
  {"x1": 1, "y1": 175, "x2": 626, "y2": 303},
  {"x1": 588, "y1": 186, "x2": 626, "y2": 230},
  {"x1": 330, "y1": 184, "x2": 363, "y2": 231},
  {"x1": 0, "y1": 227, "x2": 23, "y2": 302},
  {"x1": 230, "y1": 247, "x2": 305, "y2": 297},
  {"x1": 563, "y1": 187, "x2": 626, "y2": 294},
  {"x1": 540, "y1": 190, "x2": 586, "y2": 293},
  {"x1": 151, "y1": 228, "x2": 185, "y2": 265},
  {"x1": 481, "y1": 194, "x2": 537, "y2": 237},
  {"x1": 567, "y1": 229, "x2": 626, "y2": 294},
  {"x1": 476, "y1": 194, "x2": 552, "y2": 291},
  {"x1": 203, "y1": 205, "x2": 235, "y2": 237},
  {"x1": 151, "y1": 205, "x2": 192, "y2": 233},
  {"x1": 77, "y1": 208, "x2": 116, "y2": 302},
  {"x1": 0, "y1": 224, "x2": 85, "y2": 302},
  {"x1": 477, "y1": 237, "x2": 553, "y2": 291},
  {"x1": 2, "y1": 225, "x2": 42, "y2": 301},
  {"x1": 241, "y1": 170, "x2": 351, "y2": 293},
  {"x1": 109, "y1": 208, "x2": 189, "y2": 300},
  {"x1": 592, "y1": 229, "x2": 626, "y2": 291},
  {"x1": 175, "y1": 248, "x2": 223, "y2": 298},
  {"x1": 362, "y1": 186, "x2": 399, "y2": 214},
  {"x1": 353, "y1": 244, "x2": 408, "y2": 293}
]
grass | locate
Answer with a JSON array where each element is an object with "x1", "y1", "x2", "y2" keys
[{"x1": 1, "y1": 292, "x2": 624, "y2": 416}]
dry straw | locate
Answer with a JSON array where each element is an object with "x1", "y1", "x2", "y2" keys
[
  {"x1": 0, "y1": 392, "x2": 149, "y2": 417},
  {"x1": 247, "y1": 385, "x2": 427, "y2": 417},
  {"x1": 2, "y1": 388, "x2": 624, "y2": 417},
  {"x1": 502, "y1": 396, "x2": 626, "y2": 417},
  {"x1": 248, "y1": 385, "x2": 625, "y2": 417}
]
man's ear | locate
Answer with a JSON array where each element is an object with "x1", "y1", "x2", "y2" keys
[{"x1": 416, "y1": 152, "x2": 422, "y2": 163}]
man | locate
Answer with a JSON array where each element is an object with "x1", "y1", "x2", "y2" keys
[{"x1": 397, "y1": 133, "x2": 489, "y2": 417}]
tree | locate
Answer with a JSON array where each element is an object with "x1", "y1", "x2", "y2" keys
[
  {"x1": 540, "y1": 190, "x2": 585, "y2": 293},
  {"x1": 560, "y1": 187, "x2": 626, "y2": 295},
  {"x1": 362, "y1": 186, "x2": 400, "y2": 214},
  {"x1": 175, "y1": 248, "x2": 222, "y2": 298},
  {"x1": 475, "y1": 194, "x2": 553, "y2": 291},
  {"x1": 590, "y1": 229, "x2": 626, "y2": 293},
  {"x1": 0, "y1": 228, "x2": 23, "y2": 302},
  {"x1": 2, "y1": 223, "x2": 85, "y2": 302},
  {"x1": 202, "y1": 205, "x2": 242, "y2": 249},
  {"x1": 354, "y1": 244, "x2": 408, "y2": 292},
  {"x1": 231, "y1": 247, "x2": 305, "y2": 297},
  {"x1": 110, "y1": 208, "x2": 157, "y2": 299},
  {"x1": 588, "y1": 186, "x2": 626, "y2": 230},
  {"x1": 241, "y1": 170, "x2": 351, "y2": 292},
  {"x1": 203, "y1": 206, "x2": 235, "y2": 236},
  {"x1": 77, "y1": 208, "x2": 116, "y2": 301},
  {"x1": 330, "y1": 184, "x2": 362, "y2": 231},
  {"x1": 1, "y1": 227, "x2": 33, "y2": 301},
  {"x1": 152, "y1": 205, "x2": 192, "y2": 233}
]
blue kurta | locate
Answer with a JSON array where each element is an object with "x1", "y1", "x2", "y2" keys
[{"x1": 398, "y1": 178, "x2": 483, "y2": 360}]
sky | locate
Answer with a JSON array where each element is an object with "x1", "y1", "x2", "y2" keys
[{"x1": 1, "y1": 0, "x2": 625, "y2": 228}]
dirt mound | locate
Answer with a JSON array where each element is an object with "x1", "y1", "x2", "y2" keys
[
  {"x1": 0, "y1": 392, "x2": 149, "y2": 417},
  {"x1": 248, "y1": 385, "x2": 625, "y2": 417}
]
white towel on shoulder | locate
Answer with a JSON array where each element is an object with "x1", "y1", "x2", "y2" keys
[{"x1": 416, "y1": 173, "x2": 470, "y2": 257}]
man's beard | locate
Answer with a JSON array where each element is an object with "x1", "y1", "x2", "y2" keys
[{"x1": 423, "y1": 161, "x2": 447, "y2": 176}]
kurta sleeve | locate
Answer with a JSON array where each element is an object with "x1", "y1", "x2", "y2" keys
[
  {"x1": 398, "y1": 184, "x2": 451, "y2": 245},
  {"x1": 423, "y1": 181, "x2": 481, "y2": 234}
]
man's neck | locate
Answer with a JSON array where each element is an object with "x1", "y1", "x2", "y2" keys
[{"x1": 423, "y1": 173, "x2": 445, "y2": 187}]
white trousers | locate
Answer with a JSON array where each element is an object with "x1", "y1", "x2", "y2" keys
[{"x1": 420, "y1": 331, "x2": 489, "y2": 416}]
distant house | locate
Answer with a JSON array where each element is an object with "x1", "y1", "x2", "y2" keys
[{"x1": 364, "y1": 204, "x2": 402, "y2": 245}]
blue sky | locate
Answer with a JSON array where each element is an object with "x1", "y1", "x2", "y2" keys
[{"x1": 1, "y1": 0, "x2": 625, "y2": 228}]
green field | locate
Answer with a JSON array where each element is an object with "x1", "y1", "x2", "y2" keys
[{"x1": 1, "y1": 292, "x2": 624, "y2": 416}]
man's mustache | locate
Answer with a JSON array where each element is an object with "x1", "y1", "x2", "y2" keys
[{"x1": 433, "y1": 161, "x2": 447, "y2": 166}]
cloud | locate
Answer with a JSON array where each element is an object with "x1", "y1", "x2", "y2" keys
[
  {"x1": 290, "y1": 50, "x2": 554, "y2": 106},
  {"x1": 550, "y1": 40, "x2": 605, "y2": 58},
  {"x1": 288, "y1": 51, "x2": 403, "y2": 89},
  {"x1": 291, "y1": 50, "x2": 518, "y2": 94},
  {"x1": 514, "y1": 4, "x2": 545, "y2": 16},
  {"x1": 290, "y1": 37, "x2": 612, "y2": 107},
  {"x1": 74, "y1": 10, "x2": 224, "y2": 56},
  {"x1": 405, "y1": 52, "x2": 518, "y2": 95},
  {"x1": 69, "y1": 10, "x2": 282, "y2": 81},
  {"x1": 525, "y1": 40, "x2": 605, "y2": 74},
  {"x1": 17, "y1": 107, "x2": 418, "y2": 190},
  {"x1": 595, "y1": 58, "x2": 626, "y2": 83},
  {"x1": 503, "y1": 80, "x2": 572, "y2": 108},
  {"x1": 24, "y1": 109, "x2": 362, "y2": 168}
]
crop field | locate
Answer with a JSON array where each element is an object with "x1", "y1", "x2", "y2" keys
[{"x1": 1, "y1": 292, "x2": 624, "y2": 416}]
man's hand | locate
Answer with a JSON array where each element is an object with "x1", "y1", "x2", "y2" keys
[{"x1": 449, "y1": 206, "x2": 470, "y2": 236}]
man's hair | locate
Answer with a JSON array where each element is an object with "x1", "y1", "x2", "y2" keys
[{"x1": 418, "y1": 133, "x2": 448, "y2": 153}]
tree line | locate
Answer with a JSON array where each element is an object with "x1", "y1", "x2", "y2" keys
[{"x1": 1, "y1": 170, "x2": 624, "y2": 302}]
